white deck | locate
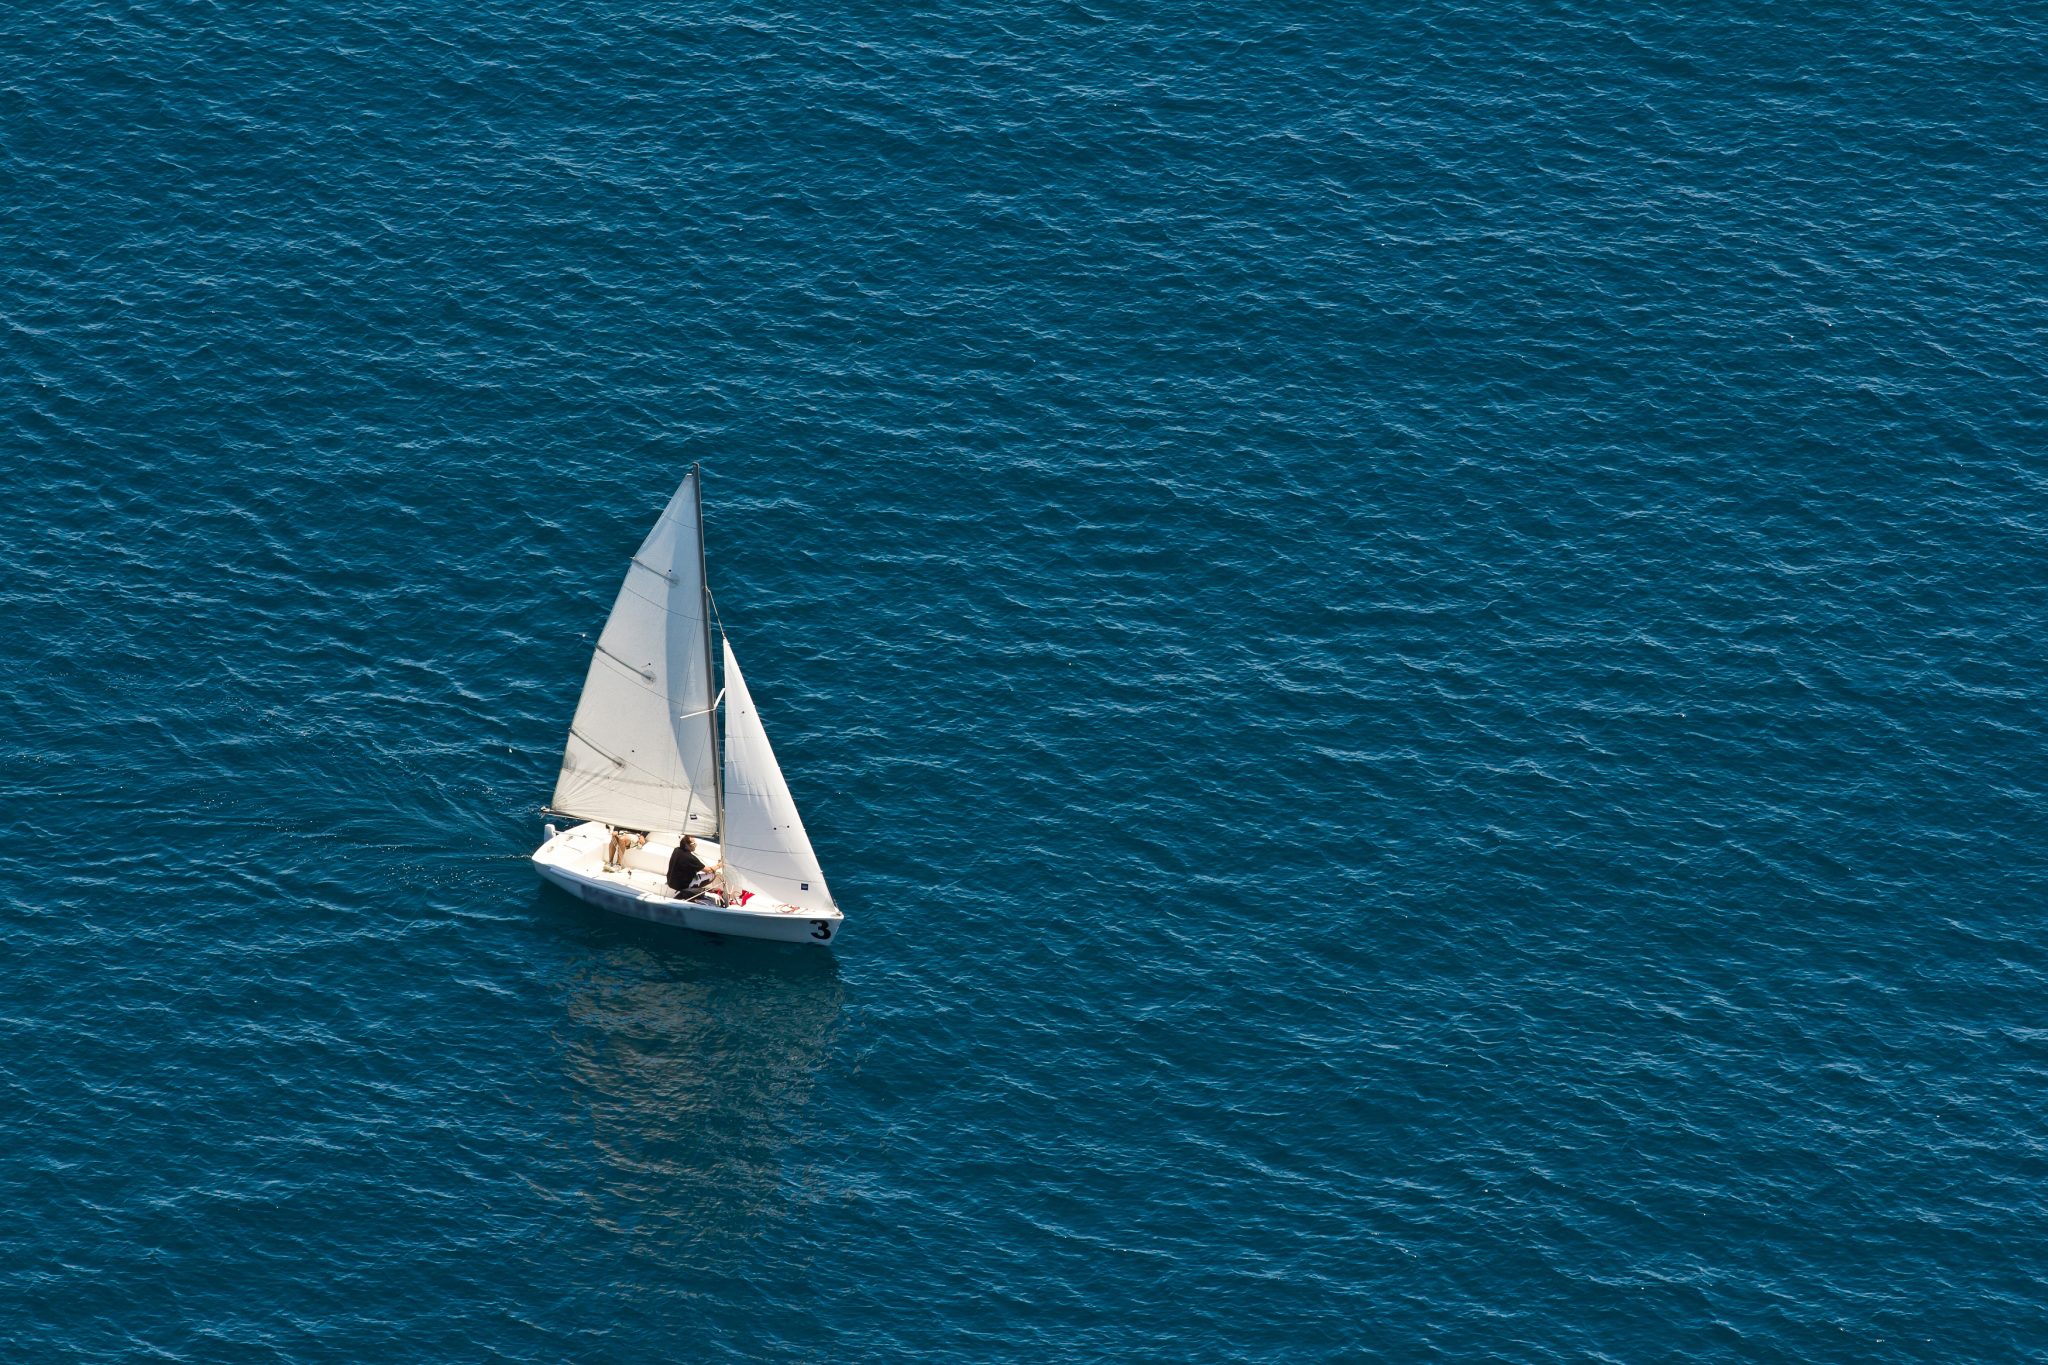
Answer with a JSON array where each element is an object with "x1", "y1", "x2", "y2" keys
[{"x1": 532, "y1": 821, "x2": 843, "y2": 947}]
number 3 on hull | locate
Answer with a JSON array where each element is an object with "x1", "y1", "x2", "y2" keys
[{"x1": 531, "y1": 467, "x2": 844, "y2": 947}]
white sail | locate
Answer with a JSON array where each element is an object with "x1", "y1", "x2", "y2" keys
[
  {"x1": 720, "y1": 639, "x2": 833, "y2": 912},
  {"x1": 551, "y1": 470, "x2": 720, "y2": 834}
]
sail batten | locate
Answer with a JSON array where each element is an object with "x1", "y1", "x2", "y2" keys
[
  {"x1": 550, "y1": 469, "x2": 720, "y2": 833},
  {"x1": 719, "y1": 640, "x2": 833, "y2": 911}
]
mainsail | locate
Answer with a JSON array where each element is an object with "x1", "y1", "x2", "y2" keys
[
  {"x1": 551, "y1": 469, "x2": 721, "y2": 834},
  {"x1": 720, "y1": 638, "x2": 834, "y2": 912}
]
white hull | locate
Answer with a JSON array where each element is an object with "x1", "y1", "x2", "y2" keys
[{"x1": 532, "y1": 821, "x2": 842, "y2": 947}]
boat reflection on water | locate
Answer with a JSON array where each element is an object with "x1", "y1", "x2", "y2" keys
[{"x1": 552, "y1": 916, "x2": 845, "y2": 1248}]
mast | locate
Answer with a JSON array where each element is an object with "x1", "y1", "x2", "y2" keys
[{"x1": 695, "y1": 464, "x2": 725, "y2": 843}]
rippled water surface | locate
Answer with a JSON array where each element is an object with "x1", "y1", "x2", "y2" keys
[{"x1": 6, "y1": 2, "x2": 2047, "y2": 1359}]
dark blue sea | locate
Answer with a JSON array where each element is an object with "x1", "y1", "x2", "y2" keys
[{"x1": 6, "y1": 2, "x2": 2047, "y2": 1359}]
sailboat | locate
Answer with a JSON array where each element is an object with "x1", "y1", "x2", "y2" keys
[{"x1": 531, "y1": 467, "x2": 843, "y2": 947}]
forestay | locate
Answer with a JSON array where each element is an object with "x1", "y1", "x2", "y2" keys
[
  {"x1": 551, "y1": 470, "x2": 720, "y2": 834},
  {"x1": 720, "y1": 638, "x2": 834, "y2": 912}
]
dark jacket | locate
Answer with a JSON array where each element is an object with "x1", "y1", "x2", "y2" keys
[{"x1": 666, "y1": 843, "x2": 706, "y2": 893}]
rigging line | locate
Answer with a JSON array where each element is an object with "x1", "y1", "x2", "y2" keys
[
  {"x1": 696, "y1": 463, "x2": 725, "y2": 860},
  {"x1": 671, "y1": 689, "x2": 725, "y2": 722}
]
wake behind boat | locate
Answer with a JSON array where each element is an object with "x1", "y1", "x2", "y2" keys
[{"x1": 531, "y1": 467, "x2": 842, "y2": 947}]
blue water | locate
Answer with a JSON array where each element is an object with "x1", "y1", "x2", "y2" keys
[{"x1": 6, "y1": 2, "x2": 2047, "y2": 1359}]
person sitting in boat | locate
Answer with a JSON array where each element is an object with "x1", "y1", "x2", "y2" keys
[
  {"x1": 665, "y1": 834, "x2": 720, "y2": 897},
  {"x1": 604, "y1": 827, "x2": 646, "y2": 872}
]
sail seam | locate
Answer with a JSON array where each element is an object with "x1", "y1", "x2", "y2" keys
[
  {"x1": 587, "y1": 647, "x2": 695, "y2": 709},
  {"x1": 594, "y1": 642, "x2": 655, "y2": 681},
  {"x1": 558, "y1": 757, "x2": 718, "y2": 828},
  {"x1": 563, "y1": 733, "x2": 710, "y2": 805},
  {"x1": 629, "y1": 555, "x2": 678, "y2": 583},
  {"x1": 615, "y1": 576, "x2": 709, "y2": 624},
  {"x1": 567, "y1": 727, "x2": 628, "y2": 768},
  {"x1": 563, "y1": 742, "x2": 718, "y2": 800}
]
